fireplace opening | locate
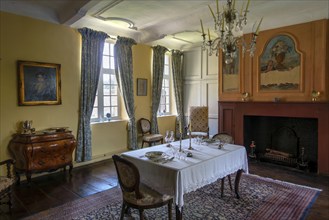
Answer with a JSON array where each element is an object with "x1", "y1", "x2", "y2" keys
[{"x1": 244, "y1": 116, "x2": 318, "y2": 173}]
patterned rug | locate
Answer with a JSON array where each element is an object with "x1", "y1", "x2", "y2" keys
[{"x1": 24, "y1": 174, "x2": 321, "y2": 220}]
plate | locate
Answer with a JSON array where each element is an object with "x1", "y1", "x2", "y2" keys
[
  {"x1": 203, "y1": 138, "x2": 216, "y2": 144},
  {"x1": 145, "y1": 151, "x2": 164, "y2": 159}
]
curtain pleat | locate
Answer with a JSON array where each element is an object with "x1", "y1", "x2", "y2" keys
[
  {"x1": 114, "y1": 36, "x2": 138, "y2": 150},
  {"x1": 76, "y1": 28, "x2": 108, "y2": 162},
  {"x1": 151, "y1": 45, "x2": 168, "y2": 134},
  {"x1": 171, "y1": 50, "x2": 186, "y2": 137}
]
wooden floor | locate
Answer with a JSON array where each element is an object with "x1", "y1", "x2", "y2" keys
[{"x1": 1, "y1": 159, "x2": 328, "y2": 220}]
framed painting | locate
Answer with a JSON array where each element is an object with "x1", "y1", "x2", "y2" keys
[
  {"x1": 137, "y1": 78, "x2": 147, "y2": 96},
  {"x1": 259, "y1": 34, "x2": 302, "y2": 91},
  {"x1": 219, "y1": 47, "x2": 244, "y2": 101},
  {"x1": 18, "y1": 60, "x2": 61, "y2": 106}
]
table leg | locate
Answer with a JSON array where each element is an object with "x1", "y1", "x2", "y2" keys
[
  {"x1": 175, "y1": 205, "x2": 183, "y2": 220},
  {"x1": 234, "y1": 169, "x2": 243, "y2": 199}
]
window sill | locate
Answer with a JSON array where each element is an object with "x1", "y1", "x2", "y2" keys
[
  {"x1": 157, "y1": 114, "x2": 176, "y2": 118},
  {"x1": 91, "y1": 119, "x2": 127, "y2": 125}
]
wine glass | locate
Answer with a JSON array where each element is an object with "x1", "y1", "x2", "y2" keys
[
  {"x1": 169, "y1": 131, "x2": 175, "y2": 143},
  {"x1": 165, "y1": 130, "x2": 170, "y2": 143}
]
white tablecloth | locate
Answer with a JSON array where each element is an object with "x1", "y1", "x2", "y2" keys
[{"x1": 121, "y1": 139, "x2": 248, "y2": 208}]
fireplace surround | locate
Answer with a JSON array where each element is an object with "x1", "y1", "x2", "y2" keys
[{"x1": 218, "y1": 101, "x2": 329, "y2": 175}]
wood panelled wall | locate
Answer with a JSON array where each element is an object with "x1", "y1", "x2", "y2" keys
[{"x1": 219, "y1": 19, "x2": 329, "y2": 102}]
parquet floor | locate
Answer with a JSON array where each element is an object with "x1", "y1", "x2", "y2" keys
[{"x1": 1, "y1": 159, "x2": 328, "y2": 220}]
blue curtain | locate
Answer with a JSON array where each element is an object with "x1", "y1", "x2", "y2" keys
[
  {"x1": 171, "y1": 50, "x2": 186, "y2": 137},
  {"x1": 151, "y1": 45, "x2": 168, "y2": 134},
  {"x1": 114, "y1": 36, "x2": 138, "y2": 150},
  {"x1": 76, "y1": 28, "x2": 108, "y2": 162}
]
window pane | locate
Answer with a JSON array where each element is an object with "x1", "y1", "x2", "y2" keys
[
  {"x1": 104, "y1": 107, "x2": 111, "y2": 116},
  {"x1": 165, "y1": 95, "x2": 170, "y2": 105},
  {"x1": 110, "y1": 57, "x2": 115, "y2": 69},
  {"x1": 104, "y1": 96, "x2": 110, "y2": 106},
  {"x1": 166, "y1": 105, "x2": 169, "y2": 112},
  {"x1": 164, "y1": 66, "x2": 169, "y2": 75},
  {"x1": 104, "y1": 85, "x2": 110, "y2": 95},
  {"x1": 110, "y1": 74, "x2": 117, "y2": 85},
  {"x1": 165, "y1": 55, "x2": 169, "y2": 64},
  {"x1": 103, "y1": 56, "x2": 109, "y2": 69},
  {"x1": 111, "y1": 107, "x2": 118, "y2": 116},
  {"x1": 165, "y1": 88, "x2": 169, "y2": 96},
  {"x1": 164, "y1": 79, "x2": 169, "y2": 87},
  {"x1": 111, "y1": 85, "x2": 118, "y2": 95},
  {"x1": 103, "y1": 74, "x2": 110, "y2": 84},
  {"x1": 91, "y1": 107, "x2": 98, "y2": 118},
  {"x1": 111, "y1": 96, "x2": 118, "y2": 106},
  {"x1": 110, "y1": 44, "x2": 114, "y2": 55},
  {"x1": 94, "y1": 96, "x2": 98, "y2": 107},
  {"x1": 103, "y1": 42, "x2": 110, "y2": 55}
]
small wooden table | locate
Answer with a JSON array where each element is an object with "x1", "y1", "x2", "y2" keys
[{"x1": 8, "y1": 130, "x2": 76, "y2": 183}]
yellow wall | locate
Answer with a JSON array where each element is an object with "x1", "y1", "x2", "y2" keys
[{"x1": 0, "y1": 12, "x2": 177, "y2": 175}]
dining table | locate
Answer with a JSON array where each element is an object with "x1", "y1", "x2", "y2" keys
[{"x1": 121, "y1": 138, "x2": 249, "y2": 220}]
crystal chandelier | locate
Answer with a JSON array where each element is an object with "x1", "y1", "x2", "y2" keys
[{"x1": 201, "y1": 0, "x2": 263, "y2": 64}]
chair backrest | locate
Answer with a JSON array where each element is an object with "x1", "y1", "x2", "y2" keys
[
  {"x1": 212, "y1": 133, "x2": 234, "y2": 144},
  {"x1": 189, "y1": 106, "x2": 208, "y2": 132},
  {"x1": 112, "y1": 155, "x2": 143, "y2": 199},
  {"x1": 139, "y1": 118, "x2": 151, "y2": 135}
]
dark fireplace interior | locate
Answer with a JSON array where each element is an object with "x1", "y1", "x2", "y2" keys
[{"x1": 244, "y1": 116, "x2": 318, "y2": 172}]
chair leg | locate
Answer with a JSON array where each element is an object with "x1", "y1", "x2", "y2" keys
[
  {"x1": 228, "y1": 175, "x2": 233, "y2": 191},
  {"x1": 142, "y1": 141, "x2": 144, "y2": 148},
  {"x1": 221, "y1": 177, "x2": 225, "y2": 197},
  {"x1": 139, "y1": 209, "x2": 144, "y2": 220},
  {"x1": 168, "y1": 200, "x2": 172, "y2": 220},
  {"x1": 120, "y1": 203, "x2": 126, "y2": 220}
]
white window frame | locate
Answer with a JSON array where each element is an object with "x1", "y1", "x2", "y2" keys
[
  {"x1": 158, "y1": 53, "x2": 171, "y2": 116},
  {"x1": 91, "y1": 42, "x2": 120, "y2": 123}
]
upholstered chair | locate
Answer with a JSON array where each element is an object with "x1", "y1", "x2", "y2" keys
[
  {"x1": 188, "y1": 106, "x2": 209, "y2": 138},
  {"x1": 112, "y1": 155, "x2": 173, "y2": 220},
  {"x1": 212, "y1": 133, "x2": 234, "y2": 197},
  {"x1": 0, "y1": 159, "x2": 16, "y2": 214},
  {"x1": 139, "y1": 118, "x2": 163, "y2": 148}
]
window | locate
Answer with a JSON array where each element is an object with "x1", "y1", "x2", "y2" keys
[
  {"x1": 91, "y1": 42, "x2": 120, "y2": 122},
  {"x1": 158, "y1": 54, "x2": 171, "y2": 115}
]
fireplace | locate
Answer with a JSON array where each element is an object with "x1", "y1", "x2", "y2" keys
[
  {"x1": 218, "y1": 102, "x2": 329, "y2": 175},
  {"x1": 244, "y1": 116, "x2": 318, "y2": 172}
]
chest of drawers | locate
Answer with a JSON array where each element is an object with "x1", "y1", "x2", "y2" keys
[{"x1": 9, "y1": 131, "x2": 76, "y2": 183}]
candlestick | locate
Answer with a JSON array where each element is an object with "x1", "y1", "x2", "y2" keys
[
  {"x1": 200, "y1": 19, "x2": 205, "y2": 35},
  {"x1": 188, "y1": 123, "x2": 193, "y2": 150},
  {"x1": 208, "y1": 5, "x2": 216, "y2": 20},
  {"x1": 179, "y1": 132, "x2": 182, "y2": 152}
]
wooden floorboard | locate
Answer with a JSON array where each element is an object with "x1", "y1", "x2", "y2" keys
[{"x1": 1, "y1": 159, "x2": 328, "y2": 219}]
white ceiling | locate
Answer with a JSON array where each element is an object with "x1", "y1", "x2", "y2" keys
[{"x1": 1, "y1": 0, "x2": 328, "y2": 50}]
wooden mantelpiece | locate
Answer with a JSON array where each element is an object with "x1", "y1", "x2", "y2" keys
[{"x1": 218, "y1": 101, "x2": 329, "y2": 175}]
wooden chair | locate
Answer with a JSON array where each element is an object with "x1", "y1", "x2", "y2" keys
[
  {"x1": 139, "y1": 118, "x2": 163, "y2": 148},
  {"x1": 212, "y1": 133, "x2": 234, "y2": 197},
  {"x1": 112, "y1": 155, "x2": 173, "y2": 220},
  {"x1": 0, "y1": 159, "x2": 16, "y2": 214},
  {"x1": 188, "y1": 106, "x2": 209, "y2": 138}
]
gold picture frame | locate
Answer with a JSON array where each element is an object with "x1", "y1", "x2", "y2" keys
[{"x1": 18, "y1": 60, "x2": 61, "y2": 106}]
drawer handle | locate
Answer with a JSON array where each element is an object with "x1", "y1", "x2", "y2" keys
[
  {"x1": 38, "y1": 161, "x2": 45, "y2": 165},
  {"x1": 61, "y1": 156, "x2": 65, "y2": 160}
]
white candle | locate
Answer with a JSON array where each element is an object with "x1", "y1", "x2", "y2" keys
[
  {"x1": 200, "y1": 19, "x2": 205, "y2": 35},
  {"x1": 208, "y1": 5, "x2": 216, "y2": 20},
  {"x1": 255, "y1": 17, "x2": 263, "y2": 34}
]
